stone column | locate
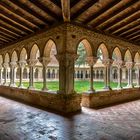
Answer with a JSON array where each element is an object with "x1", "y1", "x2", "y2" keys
[
  {"x1": 3, "y1": 63, "x2": 9, "y2": 86},
  {"x1": 9, "y1": 62, "x2": 17, "y2": 87},
  {"x1": 125, "y1": 62, "x2": 134, "y2": 88},
  {"x1": 114, "y1": 60, "x2": 124, "y2": 89},
  {"x1": 27, "y1": 59, "x2": 38, "y2": 90},
  {"x1": 0, "y1": 65, "x2": 3, "y2": 85},
  {"x1": 135, "y1": 63, "x2": 140, "y2": 88},
  {"x1": 18, "y1": 61, "x2": 26, "y2": 88},
  {"x1": 102, "y1": 59, "x2": 113, "y2": 90},
  {"x1": 39, "y1": 57, "x2": 51, "y2": 91},
  {"x1": 86, "y1": 56, "x2": 98, "y2": 93},
  {"x1": 55, "y1": 53, "x2": 78, "y2": 94}
]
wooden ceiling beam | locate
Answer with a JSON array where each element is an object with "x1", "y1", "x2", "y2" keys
[
  {"x1": 61, "y1": 0, "x2": 70, "y2": 22},
  {"x1": 106, "y1": 12, "x2": 140, "y2": 33},
  {"x1": 0, "y1": 20, "x2": 27, "y2": 35},
  {"x1": 10, "y1": 0, "x2": 52, "y2": 25},
  {"x1": 0, "y1": 2, "x2": 41, "y2": 29},
  {"x1": 71, "y1": 0, "x2": 98, "y2": 20},
  {"x1": 0, "y1": 35, "x2": 13, "y2": 42},
  {"x1": 94, "y1": 0, "x2": 137, "y2": 27},
  {"x1": 0, "y1": 15, "x2": 33, "y2": 34},
  {"x1": 51, "y1": 0, "x2": 61, "y2": 8},
  {"x1": 0, "y1": 32, "x2": 17, "y2": 40},
  {"x1": 125, "y1": 30, "x2": 140, "y2": 39},
  {"x1": 0, "y1": 28, "x2": 19, "y2": 39},
  {"x1": 0, "y1": 13, "x2": 34, "y2": 33},
  {"x1": 129, "y1": 35, "x2": 140, "y2": 40},
  {"x1": 84, "y1": 0, "x2": 121, "y2": 24},
  {"x1": 115, "y1": 23, "x2": 140, "y2": 36},
  {"x1": 0, "y1": 24, "x2": 22, "y2": 37},
  {"x1": 0, "y1": 37, "x2": 9, "y2": 43},
  {"x1": 70, "y1": 0, "x2": 81, "y2": 8},
  {"x1": 28, "y1": 0, "x2": 61, "y2": 21}
]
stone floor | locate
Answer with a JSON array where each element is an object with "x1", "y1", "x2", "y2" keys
[{"x1": 0, "y1": 96, "x2": 140, "y2": 140}]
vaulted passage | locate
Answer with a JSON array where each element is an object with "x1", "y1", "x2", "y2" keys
[
  {"x1": 0, "y1": 96, "x2": 140, "y2": 140},
  {"x1": 0, "y1": 1, "x2": 140, "y2": 139}
]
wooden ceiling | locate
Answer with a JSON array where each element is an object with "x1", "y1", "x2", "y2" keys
[{"x1": 0, "y1": 0, "x2": 140, "y2": 48}]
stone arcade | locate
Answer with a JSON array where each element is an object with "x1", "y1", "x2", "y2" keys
[{"x1": 0, "y1": 0, "x2": 140, "y2": 113}]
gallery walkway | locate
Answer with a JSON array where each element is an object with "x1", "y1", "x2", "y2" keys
[{"x1": 0, "y1": 96, "x2": 140, "y2": 140}]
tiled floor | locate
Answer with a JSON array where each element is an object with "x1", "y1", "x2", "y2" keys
[{"x1": 0, "y1": 96, "x2": 140, "y2": 140}]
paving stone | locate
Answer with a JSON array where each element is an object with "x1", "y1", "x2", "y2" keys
[{"x1": 0, "y1": 96, "x2": 140, "y2": 140}]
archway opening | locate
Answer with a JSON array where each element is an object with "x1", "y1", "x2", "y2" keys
[
  {"x1": 74, "y1": 39, "x2": 92, "y2": 93},
  {"x1": 43, "y1": 39, "x2": 59, "y2": 91}
]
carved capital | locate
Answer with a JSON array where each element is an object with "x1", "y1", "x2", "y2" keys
[
  {"x1": 55, "y1": 53, "x2": 78, "y2": 67},
  {"x1": 27, "y1": 59, "x2": 38, "y2": 67},
  {"x1": 3, "y1": 63, "x2": 9, "y2": 68},
  {"x1": 102, "y1": 59, "x2": 113, "y2": 67},
  {"x1": 86, "y1": 56, "x2": 98, "y2": 66},
  {"x1": 113, "y1": 60, "x2": 124, "y2": 68},
  {"x1": 135, "y1": 63, "x2": 140, "y2": 68},
  {"x1": 10, "y1": 62, "x2": 17, "y2": 69},
  {"x1": 125, "y1": 62, "x2": 134, "y2": 69},
  {"x1": 18, "y1": 61, "x2": 26, "y2": 68},
  {"x1": 39, "y1": 57, "x2": 51, "y2": 67}
]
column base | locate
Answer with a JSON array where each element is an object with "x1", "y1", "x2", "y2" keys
[
  {"x1": 135, "y1": 85, "x2": 140, "y2": 88},
  {"x1": 18, "y1": 84, "x2": 25, "y2": 89},
  {"x1": 126, "y1": 85, "x2": 134, "y2": 88},
  {"x1": 86, "y1": 89, "x2": 95, "y2": 94},
  {"x1": 103, "y1": 86, "x2": 112, "y2": 90},
  {"x1": 117, "y1": 86, "x2": 122, "y2": 90},
  {"x1": 10, "y1": 84, "x2": 17, "y2": 87},
  {"x1": 42, "y1": 87, "x2": 48, "y2": 91},
  {"x1": 28, "y1": 86, "x2": 35, "y2": 90}
]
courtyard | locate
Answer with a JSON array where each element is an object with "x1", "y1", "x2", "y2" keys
[{"x1": 15, "y1": 81, "x2": 128, "y2": 92}]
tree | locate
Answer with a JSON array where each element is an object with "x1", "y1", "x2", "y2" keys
[{"x1": 75, "y1": 43, "x2": 86, "y2": 66}]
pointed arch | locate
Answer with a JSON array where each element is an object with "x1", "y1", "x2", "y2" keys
[
  {"x1": 20, "y1": 48, "x2": 27, "y2": 61},
  {"x1": 4, "y1": 53, "x2": 10, "y2": 63},
  {"x1": 77, "y1": 39, "x2": 93, "y2": 57},
  {"x1": 134, "y1": 52, "x2": 140, "y2": 63},
  {"x1": 112, "y1": 47, "x2": 122, "y2": 61},
  {"x1": 124, "y1": 49, "x2": 132, "y2": 62},
  {"x1": 0, "y1": 55, "x2": 3, "y2": 64},
  {"x1": 43, "y1": 39, "x2": 57, "y2": 58},
  {"x1": 11, "y1": 51, "x2": 18, "y2": 62},
  {"x1": 30, "y1": 44, "x2": 40, "y2": 59},
  {"x1": 97, "y1": 43, "x2": 109, "y2": 59}
]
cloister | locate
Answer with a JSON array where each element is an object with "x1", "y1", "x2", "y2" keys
[
  {"x1": 0, "y1": 0, "x2": 140, "y2": 139},
  {"x1": 0, "y1": 23, "x2": 140, "y2": 112}
]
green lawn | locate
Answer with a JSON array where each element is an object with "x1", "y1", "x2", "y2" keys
[{"x1": 16, "y1": 81, "x2": 128, "y2": 93}]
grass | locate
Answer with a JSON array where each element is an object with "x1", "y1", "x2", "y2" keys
[{"x1": 16, "y1": 81, "x2": 128, "y2": 93}]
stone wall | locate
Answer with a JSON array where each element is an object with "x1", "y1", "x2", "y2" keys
[
  {"x1": 0, "y1": 86, "x2": 81, "y2": 114},
  {"x1": 82, "y1": 88, "x2": 140, "y2": 108}
]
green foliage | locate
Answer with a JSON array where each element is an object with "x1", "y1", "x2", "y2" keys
[
  {"x1": 16, "y1": 81, "x2": 127, "y2": 93},
  {"x1": 75, "y1": 43, "x2": 87, "y2": 66}
]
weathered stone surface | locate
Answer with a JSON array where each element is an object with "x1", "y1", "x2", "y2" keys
[
  {"x1": 0, "y1": 86, "x2": 81, "y2": 113},
  {"x1": 82, "y1": 88, "x2": 140, "y2": 108},
  {"x1": 0, "y1": 96, "x2": 140, "y2": 140}
]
